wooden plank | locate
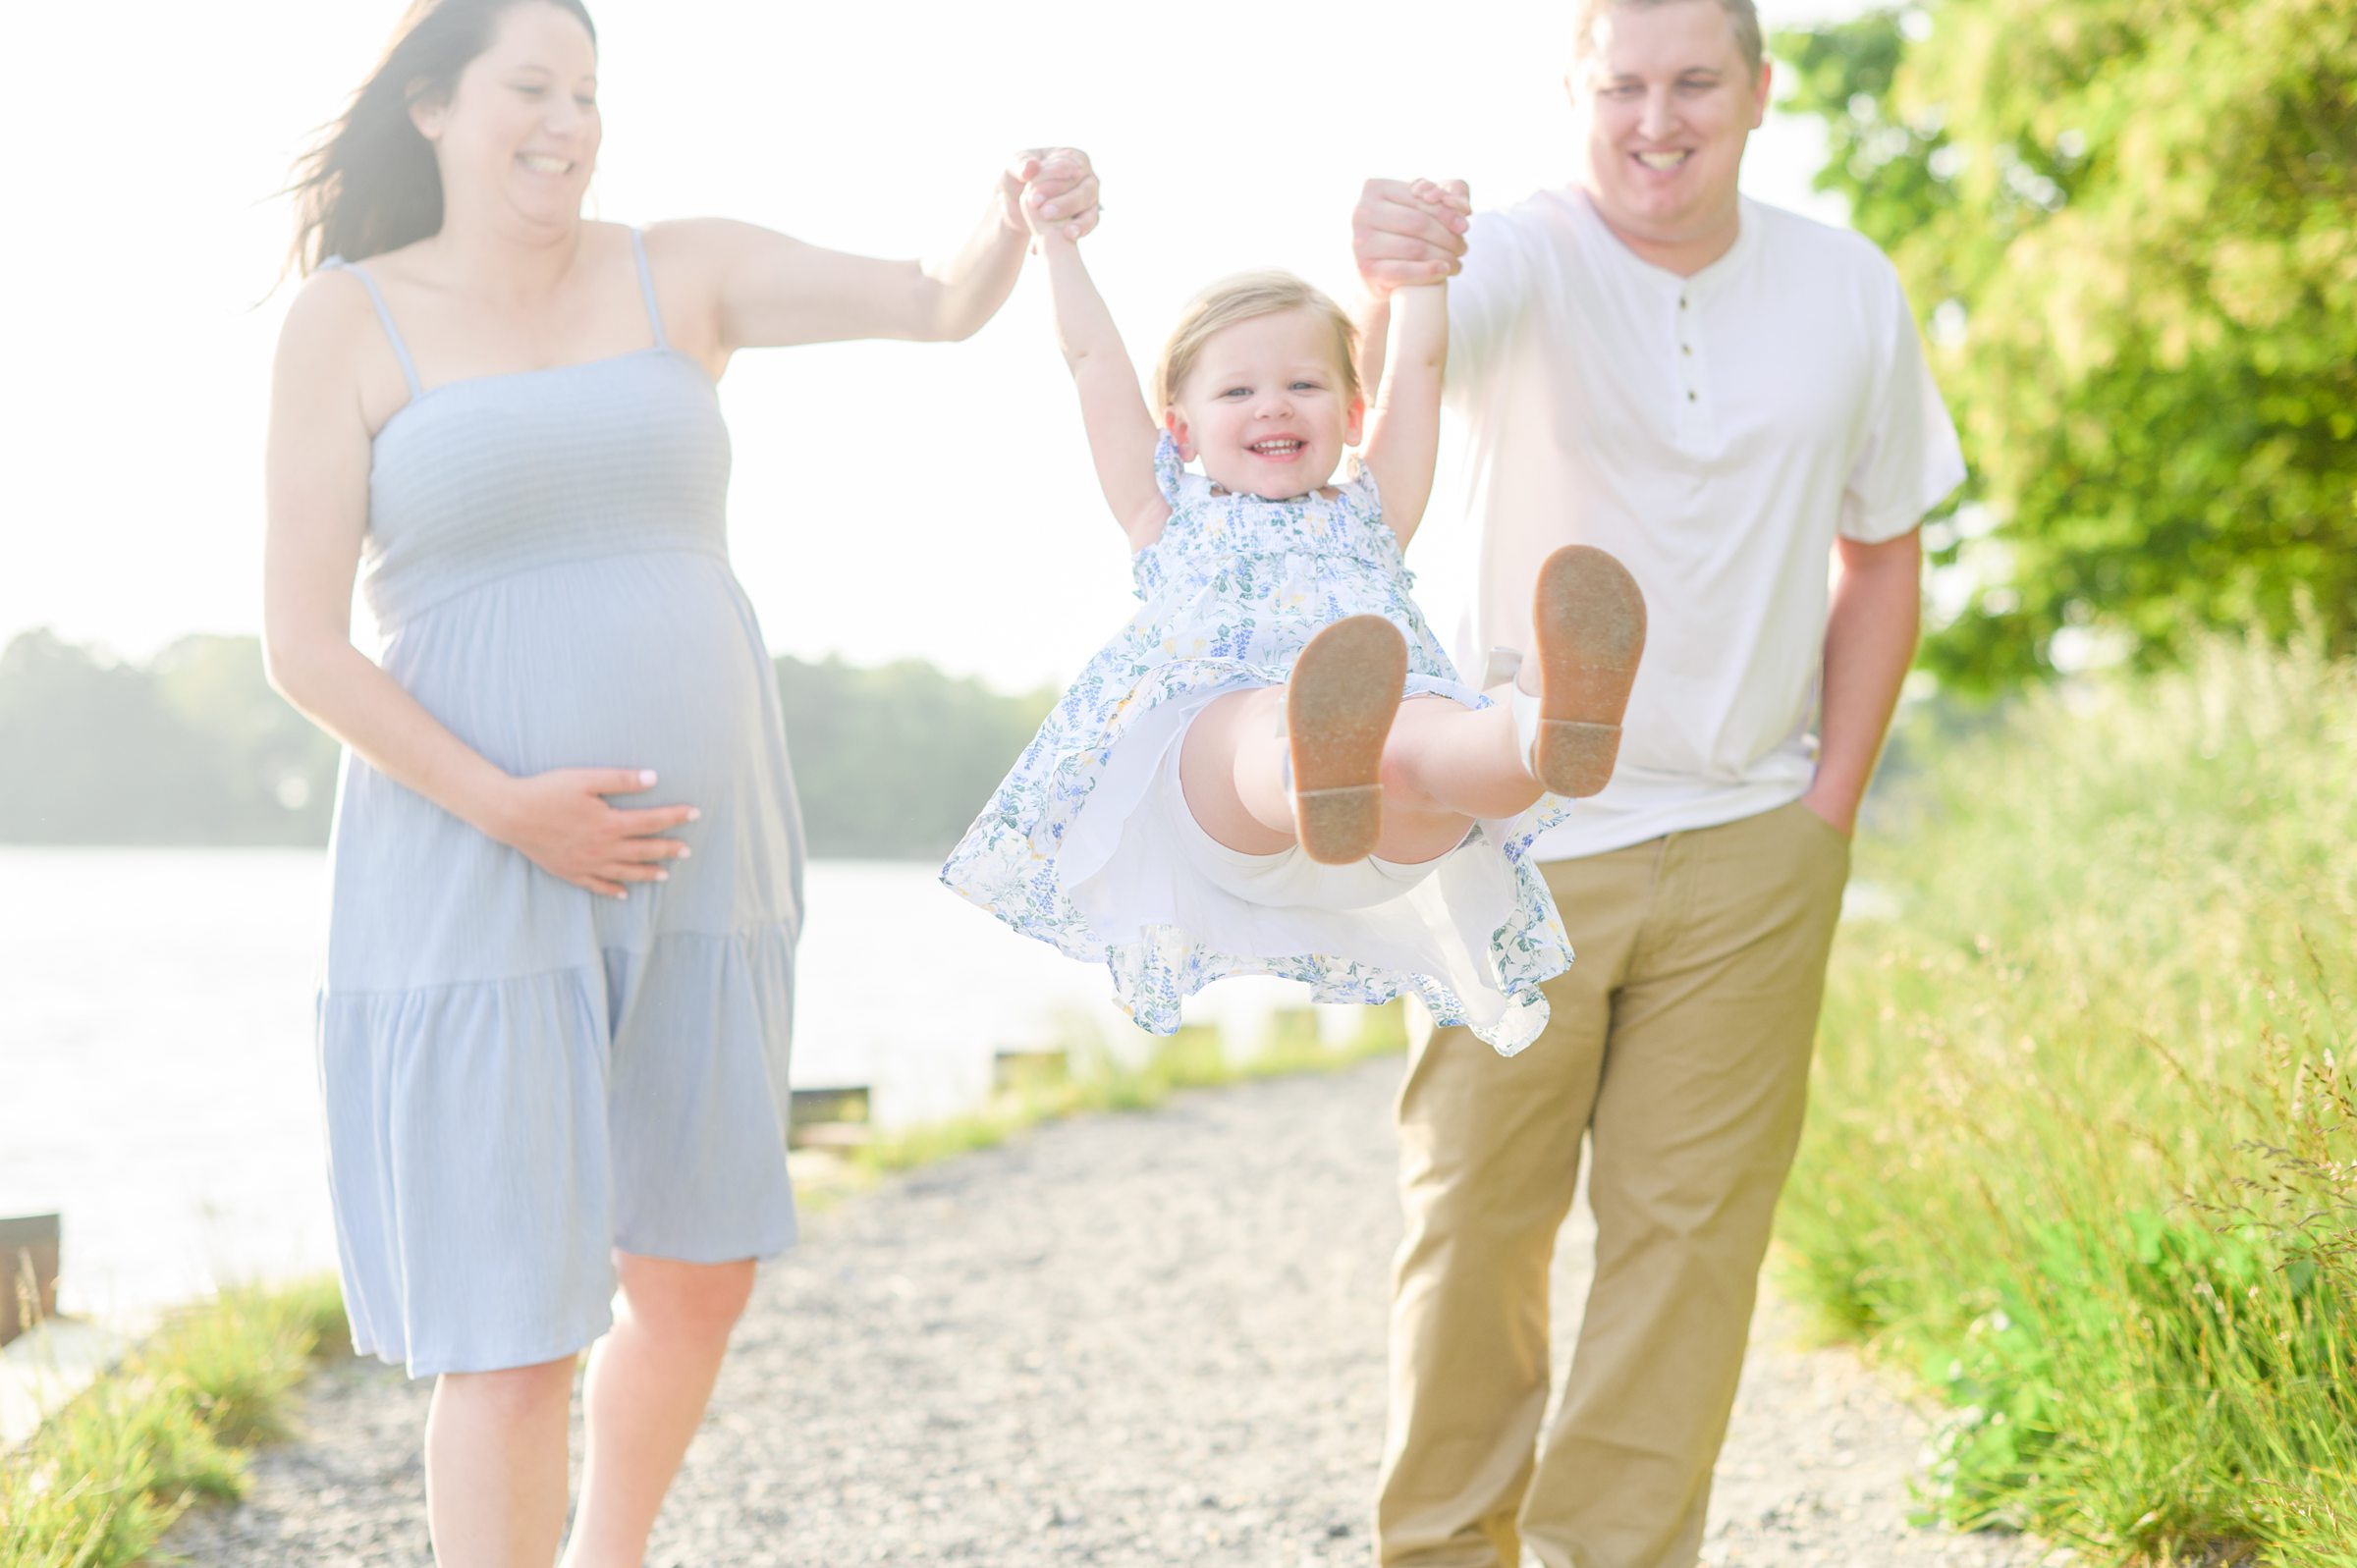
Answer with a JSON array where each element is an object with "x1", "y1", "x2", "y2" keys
[
  {"x1": 790, "y1": 1122, "x2": 873, "y2": 1154},
  {"x1": 0, "y1": 1215, "x2": 61, "y2": 1349},
  {"x1": 787, "y1": 1087, "x2": 870, "y2": 1150},
  {"x1": 992, "y1": 1048, "x2": 1069, "y2": 1092}
]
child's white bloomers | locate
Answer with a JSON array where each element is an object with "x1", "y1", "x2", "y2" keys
[{"x1": 941, "y1": 434, "x2": 1570, "y2": 1054}]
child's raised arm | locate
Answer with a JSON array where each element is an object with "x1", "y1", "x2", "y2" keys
[
  {"x1": 1032, "y1": 223, "x2": 1171, "y2": 550},
  {"x1": 1361, "y1": 278, "x2": 1447, "y2": 550},
  {"x1": 1359, "y1": 178, "x2": 1463, "y2": 548}
]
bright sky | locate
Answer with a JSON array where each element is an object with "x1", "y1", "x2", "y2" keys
[{"x1": 8, "y1": 0, "x2": 1872, "y2": 694}]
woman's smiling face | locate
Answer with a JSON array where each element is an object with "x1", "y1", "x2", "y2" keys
[
  {"x1": 411, "y1": 1, "x2": 602, "y2": 230},
  {"x1": 1169, "y1": 308, "x2": 1366, "y2": 502}
]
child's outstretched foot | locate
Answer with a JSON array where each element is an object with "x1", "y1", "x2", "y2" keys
[
  {"x1": 1516, "y1": 545, "x2": 1648, "y2": 797},
  {"x1": 1287, "y1": 615, "x2": 1407, "y2": 864}
]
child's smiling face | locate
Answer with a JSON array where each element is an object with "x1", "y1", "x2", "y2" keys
[{"x1": 1168, "y1": 307, "x2": 1366, "y2": 501}]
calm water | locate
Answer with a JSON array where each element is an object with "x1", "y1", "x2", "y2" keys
[{"x1": 0, "y1": 848, "x2": 1313, "y2": 1319}]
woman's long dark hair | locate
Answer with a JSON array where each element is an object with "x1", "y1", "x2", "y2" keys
[{"x1": 285, "y1": 0, "x2": 597, "y2": 278}]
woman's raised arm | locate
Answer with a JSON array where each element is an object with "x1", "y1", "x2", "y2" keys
[{"x1": 665, "y1": 149, "x2": 1098, "y2": 353}]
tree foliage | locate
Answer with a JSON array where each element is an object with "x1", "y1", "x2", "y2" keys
[
  {"x1": 771, "y1": 653, "x2": 1052, "y2": 860},
  {"x1": 0, "y1": 630, "x2": 1051, "y2": 858},
  {"x1": 0, "y1": 629, "x2": 335, "y2": 844},
  {"x1": 1777, "y1": 0, "x2": 2357, "y2": 688}
]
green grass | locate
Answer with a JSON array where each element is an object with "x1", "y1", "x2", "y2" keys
[
  {"x1": 1781, "y1": 638, "x2": 2357, "y2": 1564},
  {"x1": 0, "y1": 1275, "x2": 350, "y2": 1568}
]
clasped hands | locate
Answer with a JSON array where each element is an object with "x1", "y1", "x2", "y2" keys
[
  {"x1": 1002, "y1": 148, "x2": 1102, "y2": 245},
  {"x1": 1351, "y1": 177, "x2": 1474, "y2": 292}
]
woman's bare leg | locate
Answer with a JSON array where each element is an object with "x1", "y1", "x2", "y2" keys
[
  {"x1": 425, "y1": 1357, "x2": 575, "y2": 1568},
  {"x1": 559, "y1": 1255, "x2": 757, "y2": 1568}
]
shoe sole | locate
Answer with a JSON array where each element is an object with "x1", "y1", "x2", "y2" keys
[
  {"x1": 1288, "y1": 615, "x2": 1407, "y2": 865},
  {"x1": 1529, "y1": 545, "x2": 1648, "y2": 797}
]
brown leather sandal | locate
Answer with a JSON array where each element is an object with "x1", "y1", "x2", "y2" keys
[
  {"x1": 1514, "y1": 545, "x2": 1648, "y2": 798},
  {"x1": 1287, "y1": 615, "x2": 1407, "y2": 864}
]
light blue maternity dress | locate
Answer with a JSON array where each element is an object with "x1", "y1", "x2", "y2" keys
[{"x1": 318, "y1": 231, "x2": 803, "y2": 1378}]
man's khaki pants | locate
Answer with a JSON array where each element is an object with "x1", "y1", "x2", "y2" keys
[{"x1": 1376, "y1": 799, "x2": 1852, "y2": 1568}]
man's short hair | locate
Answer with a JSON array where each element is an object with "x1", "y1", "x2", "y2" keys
[{"x1": 1570, "y1": 0, "x2": 1766, "y2": 78}]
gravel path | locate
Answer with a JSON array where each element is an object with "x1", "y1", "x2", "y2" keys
[{"x1": 167, "y1": 1059, "x2": 2063, "y2": 1567}]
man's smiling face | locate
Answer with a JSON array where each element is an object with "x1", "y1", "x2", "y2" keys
[{"x1": 1571, "y1": 0, "x2": 1769, "y2": 258}]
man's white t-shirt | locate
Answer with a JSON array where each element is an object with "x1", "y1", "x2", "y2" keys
[{"x1": 1430, "y1": 187, "x2": 1966, "y2": 860}]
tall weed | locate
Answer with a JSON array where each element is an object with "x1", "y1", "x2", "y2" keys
[{"x1": 1784, "y1": 639, "x2": 2357, "y2": 1563}]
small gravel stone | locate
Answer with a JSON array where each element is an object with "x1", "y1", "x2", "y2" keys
[{"x1": 165, "y1": 1060, "x2": 2056, "y2": 1567}]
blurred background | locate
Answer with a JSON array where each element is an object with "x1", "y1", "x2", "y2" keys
[{"x1": 2, "y1": 0, "x2": 2351, "y2": 1556}]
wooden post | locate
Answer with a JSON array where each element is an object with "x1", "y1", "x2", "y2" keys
[{"x1": 0, "y1": 1215, "x2": 62, "y2": 1347}]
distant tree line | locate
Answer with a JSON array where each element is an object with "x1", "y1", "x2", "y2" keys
[{"x1": 0, "y1": 629, "x2": 1052, "y2": 858}]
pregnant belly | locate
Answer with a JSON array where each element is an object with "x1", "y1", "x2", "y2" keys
[{"x1": 382, "y1": 552, "x2": 775, "y2": 804}]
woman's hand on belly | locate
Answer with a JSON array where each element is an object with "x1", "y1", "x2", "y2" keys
[{"x1": 486, "y1": 768, "x2": 700, "y2": 900}]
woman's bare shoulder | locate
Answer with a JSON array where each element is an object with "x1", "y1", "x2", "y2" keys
[
  {"x1": 274, "y1": 262, "x2": 419, "y2": 434},
  {"x1": 326, "y1": 233, "x2": 443, "y2": 289},
  {"x1": 275, "y1": 265, "x2": 378, "y2": 365}
]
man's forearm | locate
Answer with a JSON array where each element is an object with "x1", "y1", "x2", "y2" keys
[{"x1": 1813, "y1": 531, "x2": 1923, "y2": 824}]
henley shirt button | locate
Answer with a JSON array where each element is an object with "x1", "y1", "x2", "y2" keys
[
  {"x1": 1686, "y1": 391, "x2": 1698, "y2": 402},
  {"x1": 1681, "y1": 345, "x2": 1692, "y2": 355}
]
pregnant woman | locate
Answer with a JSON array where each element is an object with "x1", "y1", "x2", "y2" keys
[{"x1": 260, "y1": 2, "x2": 1094, "y2": 1563}]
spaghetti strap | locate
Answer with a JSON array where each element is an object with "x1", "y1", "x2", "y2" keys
[
  {"x1": 629, "y1": 228, "x2": 671, "y2": 351},
  {"x1": 328, "y1": 258, "x2": 425, "y2": 402}
]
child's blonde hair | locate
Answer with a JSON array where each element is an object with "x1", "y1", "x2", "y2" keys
[{"x1": 1153, "y1": 271, "x2": 1362, "y2": 414}]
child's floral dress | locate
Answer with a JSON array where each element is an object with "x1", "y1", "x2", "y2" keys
[{"x1": 941, "y1": 435, "x2": 1570, "y2": 1054}]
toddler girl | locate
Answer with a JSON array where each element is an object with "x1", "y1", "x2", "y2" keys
[{"x1": 942, "y1": 180, "x2": 1646, "y2": 1053}]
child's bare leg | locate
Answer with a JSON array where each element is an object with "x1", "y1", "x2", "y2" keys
[
  {"x1": 1186, "y1": 690, "x2": 1526, "y2": 868},
  {"x1": 1178, "y1": 687, "x2": 1294, "y2": 853},
  {"x1": 1368, "y1": 696, "x2": 1538, "y2": 864},
  {"x1": 1383, "y1": 696, "x2": 1544, "y2": 819}
]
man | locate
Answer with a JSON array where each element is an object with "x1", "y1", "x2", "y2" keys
[{"x1": 1349, "y1": 2, "x2": 1964, "y2": 1564}]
